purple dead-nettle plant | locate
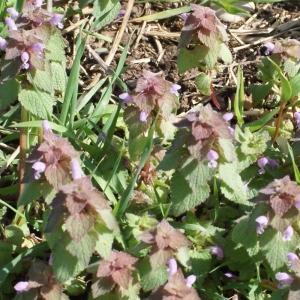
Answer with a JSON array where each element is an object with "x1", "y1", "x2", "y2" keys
[
  {"x1": 185, "y1": 275, "x2": 196, "y2": 288},
  {"x1": 0, "y1": 37, "x2": 8, "y2": 50},
  {"x1": 287, "y1": 253, "x2": 299, "y2": 270},
  {"x1": 7, "y1": 7, "x2": 19, "y2": 20},
  {"x1": 257, "y1": 157, "x2": 269, "y2": 175},
  {"x1": 14, "y1": 281, "x2": 30, "y2": 293},
  {"x1": 119, "y1": 92, "x2": 133, "y2": 108},
  {"x1": 173, "y1": 104, "x2": 234, "y2": 163},
  {"x1": 255, "y1": 216, "x2": 269, "y2": 234},
  {"x1": 49, "y1": 14, "x2": 64, "y2": 29},
  {"x1": 25, "y1": 120, "x2": 81, "y2": 189}
]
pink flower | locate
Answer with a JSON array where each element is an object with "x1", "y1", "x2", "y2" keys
[
  {"x1": 6, "y1": 8, "x2": 18, "y2": 20},
  {"x1": 32, "y1": 161, "x2": 46, "y2": 179},
  {"x1": 35, "y1": 0, "x2": 43, "y2": 7},
  {"x1": 14, "y1": 281, "x2": 30, "y2": 293},
  {"x1": 257, "y1": 157, "x2": 269, "y2": 174},
  {"x1": 32, "y1": 43, "x2": 44, "y2": 58},
  {"x1": 180, "y1": 13, "x2": 188, "y2": 20},
  {"x1": 5, "y1": 17, "x2": 17, "y2": 30},
  {"x1": 117, "y1": 9, "x2": 126, "y2": 19},
  {"x1": 283, "y1": 226, "x2": 293, "y2": 242},
  {"x1": 255, "y1": 215, "x2": 268, "y2": 234},
  {"x1": 275, "y1": 272, "x2": 293, "y2": 288},
  {"x1": 42, "y1": 120, "x2": 51, "y2": 132},
  {"x1": 0, "y1": 37, "x2": 8, "y2": 51},
  {"x1": 185, "y1": 275, "x2": 196, "y2": 287},
  {"x1": 71, "y1": 159, "x2": 84, "y2": 180},
  {"x1": 169, "y1": 84, "x2": 181, "y2": 96},
  {"x1": 287, "y1": 253, "x2": 299, "y2": 269},
  {"x1": 207, "y1": 150, "x2": 219, "y2": 168},
  {"x1": 139, "y1": 111, "x2": 148, "y2": 123},
  {"x1": 119, "y1": 92, "x2": 133, "y2": 108},
  {"x1": 49, "y1": 14, "x2": 64, "y2": 29},
  {"x1": 264, "y1": 42, "x2": 275, "y2": 55},
  {"x1": 21, "y1": 52, "x2": 30, "y2": 69},
  {"x1": 167, "y1": 258, "x2": 177, "y2": 277},
  {"x1": 210, "y1": 246, "x2": 223, "y2": 260},
  {"x1": 294, "y1": 112, "x2": 300, "y2": 126},
  {"x1": 222, "y1": 112, "x2": 234, "y2": 122}
]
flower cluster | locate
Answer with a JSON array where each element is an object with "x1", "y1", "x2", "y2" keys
[
  {"x1": 173, "y1": 104, "x2": 234, "y2": 163},
  {"x1": 0, "y1": 0, "x2": 64, "y2": 74},
  {"x1": 149, "y1": 259, "x2": 200, "y2": 300}
]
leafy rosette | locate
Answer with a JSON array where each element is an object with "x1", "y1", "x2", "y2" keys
[
  {"x1": 92, "y1": 250, "x2": 138, "y2": 298},
  {"x1": 257, "y1": 176, "x2": 300, "y2": 232},
  {"x1": 173, "y1": 104, "x2": 234, "y2": 163},
  {"x1": 25, "y1": 126, "x2": 80, "y2": 189},
  {"x1": 138, "y1": 219, "x2": 192, "y2": 271}
]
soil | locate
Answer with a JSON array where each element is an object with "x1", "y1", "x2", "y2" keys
[{"x1": 62, "y1": 0, "x2": 300, "y2": 116}]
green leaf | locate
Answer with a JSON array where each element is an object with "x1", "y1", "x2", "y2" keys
[
  {"x1": 259, "y1": 227, "x2": 299, "y2": 272},
  {"x1": 19, "y1": 88, "x2": 53, "y2": 119},
  {"x1": 51, "y1": 62, "x2": 67, "y2": 93},
  {"x1": 128, "y1": 135, "x2": 147, "y2": 162},
  {"x1": 28, "y1": 60, "x2": 53, "y2": 93},
  {"x1": 45, "y1": 27, "x2": 66, "y2": 62},
  {"x1": 93, "y1": 0, "x2": 121, "y2": 29},
  {"x1": 219, "y1": 138, "x2": 236, "y2": 162},
  {"x1": 52, "y1": 235, "x2": 85, "y2": 282},
  {"x1": 94, "y1": 223, "x2": 114, "y2": 259},
  {"x1": 139, "y1": 258, "x2": 168, "y2": 292},
  {"x1": 189, "y1": 250, "x2": 211, "y2": 285},
  {"x1": 177, "y1": 48, "x2": 199, "y2": 74},
  {"x1": 195, "y1": 73, "x2": 211, "y2": 95},
  {"x1": 219, "y1": 162, "x2": 247, "y2": 204},
  {"x1": 219, "y1": 43, "x2": 232, "y2": 64},
  {"x1": 0, "y1": 79, "x2": 20, "y2": 109},
  {"x1": 284, "y1": 59, "x2": 300, "y2": 77},
  {"x1": 18, "y1": 181, "x2": 42, "y2": 207},
  {"x1": 250, "y1": 83, "x2": 273, "y2": 107},
  {"x1": 4, "y1": 225, "x2": 24, "y2": 246},
  {"x1": 290, "y1": 72, "x2": 300, "y2": 98},
  {"x1": 171, "y1": 157, "x2": 212, "y2": 216}
]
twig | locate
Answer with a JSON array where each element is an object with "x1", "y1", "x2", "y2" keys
[
  {"x1": 105, "y1": 0, "x2": 135, "y2": 66},
  {"x1": 0, "y1": 146, "x2": 20, "y2": 176},
  {"x1": 47, "y1": 0, "x2": 52, "y2": 12}
]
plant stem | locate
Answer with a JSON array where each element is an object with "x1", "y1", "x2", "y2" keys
[
  {"x1": 19, "y1": 106, "x2": 28, "y2": 197},
  {"x1": 271, "y1": 102, "x2": 286, "y2": 144}
]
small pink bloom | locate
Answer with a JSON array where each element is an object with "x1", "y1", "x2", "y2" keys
[
  {"x1": 49, "y1": 14, "x2": 64, "y2": 29},
  {"x1": 32, "y1": 161, "x2": 46, "y2": 179},
  {"x1": 264, "y1": 42, "x2": 275, "y2": 55},
  {"x1": 294, "y1": 112, "x2": 300, "y2": 126},
  {"x1": 7, "y1": 8, "x2": 18, "y2": 20},
  {"x1": 208, "y1": 160, "x2": 218, "y2": 168},
  {"x1": 5, "y1": 17, "x2": 17, "y2": 30},
  {"x1": 275, "y1": 272, "x2": 293, "y2": 288},
  {"x1": 0, "y1": 37, "x2": 8, "y2": 50},
  {"x1": 167, "y1": 258, "x2": 177, "y2": 277},
  {"x1": 21, "y1": 52, "x2": 30, "y2": 69},
  {"x1": 222, "y1": 112, "x2": 234, "y2": 122},
  {"x1": 32, "y1": 43, "x2": 44, "y2": 58},
  {"x1": 139, "y1": 111, "x2": 148, "y2": 123},
  {"x1": 35, "y1": 0, "x2": 43, "y2": 7},
  {"x1": 71, "y1": 159, "x2": 84, "y2": 180},
  {"x1": 169, "y1": 84, "x2": 181, "y2": 96},
  {"x1": 210, "y1": 246, "x2": 224, "y2": 260},
  {"x1": 255, "y1": 215, "x2": 268, "y2": 234},
  {"x1": 180, "y1": 13, "x2": 188, "y2": 20},
  {"x1": 119, "y1": 92, "x2": 133, "y2": 108},
  {"x1": 14, "y1": 281, "x2": 30, "y2": 293},
  {"x1": 185, "y1": 275, "x2": 196, "y2": 287},
  {"x1": 287, "y1": 253, "x2": 299, "y2": 269},
  {"x1": 117, "y1": 9, "x2": 126, "y2": 19},
  {"x1": 283, "y1": 226, "x2": 293, "y2": 242},
  {"x1": 207, "y1": 150, "x2": 219, "y2": 160},
  {"x1": 294, "y1": 200, "x2": 300, "y2": 209},
  {"x1": 42, "y1": 120, "x2": 51, "y2": 132}
]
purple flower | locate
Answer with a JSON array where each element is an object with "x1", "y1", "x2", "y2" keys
[
  {"x1": 180, "y1": 13, "x2": 188, "y2": 20},
  {"x1": 32, "y1": 161, "x2": 46, "y2": 179},
  {"x1": 185, "y1": 275, "x2": 196, "y2": 288},
  {"x1": 32, "y1": 43, "x2": 44, "y2": 58},
  {"x1": 275, "y1": 272, "x2": 293, "y2": 288},
  {"x1": 222, "y1": 112, "x2": 234, "y2": 122},
  {"x1": 225, "y1": 272, "x2": 239, "y2": 281},
  {"x1": 21, "y1": 52, "x2": 30, "y2": 69},
  {"x1": 264, "y1": 42, "x2": 275, "y2": 55},
  {"x1": 210, "y1": 246, "x2": 224, "y2": 260},
  {"x1": 35, "y1": 0, "x2": 43, "y2": 7},
  {"x1": 117, "y1": 9, "x2": 126, "y2": 19},
  {"x1": 7, "y1": 8, "x2": 18, "y2": 20},
  {"x1": 42, "y1": 120, "x2": 51, "y2": 132},
  {"x1": 167, "y1": 258, "x2": 177, "y2": 277},
  {"x1": 255, "y1": 215, "x2": 268, "y2": 234},
  {"x1": 287, "y1": 253, "x2": 299, "y2": 269},
  {"x1": 169, "y1": 84, "x2": 181, "y2": 96},
  {"x1": 257, "y1": 157, "x2": 269, "y2": 174},
  {"x1": 267, "y1": 158, "x2": 278, "y2": 169},
  {"x1": 207, "y1": 150, "x2": 219, "y2": 168},
  {"x1": 294, "y1": 200, "x2": 300, "y2": 209},
  {"x1": 14, "y1": 281, "x2": 30, "y2": 293},
  {"x1": 49, "y1": 14, "x2": 64, "y2": 29},
  {"x1": 71, "y1": 159, "x2": 84, "y2": 180},
  {"x1": 283, "y1": 225, "x2": 293, "y2": 242},
  {"x1": 5, "y1": 17, "x2": 17, "y2": 30},
  {"x1": 119, "y1": 92, "x2": 133, "y2": 108},
  {"x1": 139, "y1": 111, "x2": 148, "y2": 123},
  {"x1": 294, "y1": 112, "x2": 300, "y2": 126},
  {"x1": 48, "y1": 254, "x2": 53, "y2": 265},
  {"x1": 0, "y1": 37, "x2": 8, "y2": 51}
]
